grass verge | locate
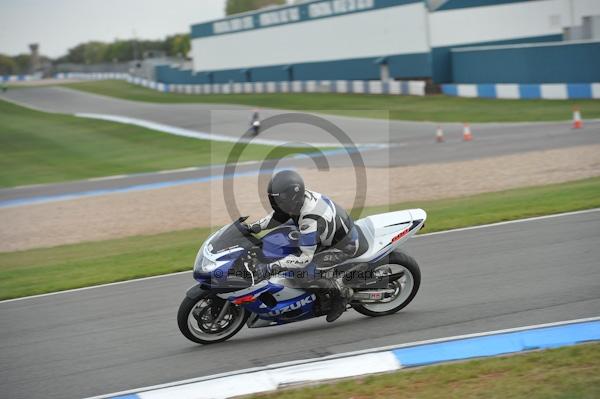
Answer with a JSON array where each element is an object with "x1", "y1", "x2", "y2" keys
[
  {"x1": 0, "y1": 99, "x2": 314, "y2": 188},
  {"x1": 1, "y1": 177, "x2": 599, "y2": 300},
  {"x1": 250, "y1": 343, "x2": 600, "y2": 399},
  {"x1": 64, "y1": 80, "x2": 600, "y2": 123}
]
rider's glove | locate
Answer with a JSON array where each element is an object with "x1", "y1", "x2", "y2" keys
[
  {"x1": 254, "y1": 263, "x2": 271, "y2": 281},
  {"x1": 253, "y1": 262, "x2": 283, "y2": 281},
  {"x1": 269, "y1": 261, "x2": 282, "y2": 275},
  {"x1": 241, "y1": 222, "x2": 262, "y2": 235}
]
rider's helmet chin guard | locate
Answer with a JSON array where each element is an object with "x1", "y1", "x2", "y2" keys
[{"x1": 268, "y1": 170, "x2": 305, "y2": 215}]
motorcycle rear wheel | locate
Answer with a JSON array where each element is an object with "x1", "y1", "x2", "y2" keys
[
  {"x1": 178, "y1": 291, "x2": 249, "y2": 344},
  {"x1": 352, "y1": 250, "x2": 421, "y2": 317}
]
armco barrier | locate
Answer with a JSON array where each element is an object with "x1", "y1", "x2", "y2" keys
[
  {"x1": 55, "y1": 72, "x2": 130, "y2": 81},
  {"x1": 91, "y1": 317, "x2": 600, "y2": 399},
  {"x1": 54, "y1": 72, "x2": 426, "y2": 96},
  {"x1": 442, "y1": 83, "x2": 600, "y2": 100},
  {"x1": 2, "y1": 73, "x2": 42, "y2": 82}
]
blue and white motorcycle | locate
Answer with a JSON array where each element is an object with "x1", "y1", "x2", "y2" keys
[{"x1": 178, "y1": 209, "x2": 427, "y2": 344}]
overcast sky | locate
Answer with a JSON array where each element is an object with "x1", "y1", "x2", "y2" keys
[{"x1": 0, "y1": 0, "x2": 226, "y2": 58}]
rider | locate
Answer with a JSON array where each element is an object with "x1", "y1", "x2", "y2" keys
[
  {"x1": 246, "y1": 170, "x2": 359, "y2": 322},
  {"x1": 250, "y1": 110, "x2": 260, "y2": 135}
]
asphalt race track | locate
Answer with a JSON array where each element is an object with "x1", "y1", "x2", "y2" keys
[
  {"x1": 2, "y1": 210, "x2": 599, "y2": 399},
  {"x1": 1, "y1": 87, "x2": 599, "y2": 205}
]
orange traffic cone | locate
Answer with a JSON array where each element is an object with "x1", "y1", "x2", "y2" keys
[
  {"x1": 436, "y1": 126, "x2": 444, "y2": 142},
  {"x1": 572, "y1": 107, "x2": 583, "y2": 129},
  {"x1": 463, "y1": 123, "x2": 473, "y2": 141}
]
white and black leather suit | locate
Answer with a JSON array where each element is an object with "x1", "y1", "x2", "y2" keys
[{"x1": 254, "y1": 189, "x2": 359, "y2": 274}]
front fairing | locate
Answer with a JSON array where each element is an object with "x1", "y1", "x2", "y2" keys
[
  {"x1": 192, "y1": 220, "x2": 302, "y2": 289},
  {"x1": 191, "y1": 221, "x2": 319, "y2": 325},
  {"x1": 193, "y1": 220, "x2": 258, "y2": 285}
]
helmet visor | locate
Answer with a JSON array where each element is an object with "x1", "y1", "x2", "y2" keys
[{"x1": 268, "y1": 190, "x2": 302, "y2": 214}]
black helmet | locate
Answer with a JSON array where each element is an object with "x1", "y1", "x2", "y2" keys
[{"x1": 268, "y1": 170, "x2": 305, "y2": 215}]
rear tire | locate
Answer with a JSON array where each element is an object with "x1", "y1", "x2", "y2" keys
[
  {"x1": 352, "y1": 251, "x2": 421, "y2": 317},
  {"x1": 177, "y1": 291, "x2": 249, "y2": 344}
]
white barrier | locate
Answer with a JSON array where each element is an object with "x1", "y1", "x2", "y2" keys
[
  {"x1": 443, "y1": 82, "x2": 600, "y2": 100},
  {"x1": 54, "y1": 72, "x2": 427, "y2": 96}
]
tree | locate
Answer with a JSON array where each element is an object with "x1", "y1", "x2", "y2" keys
[
  {"x1": 13, "y1": 54, "x2": 31, "y2": 73},
  {"x1": 165, "y1": 34, "x2": 190, "y2": 58},
  {"x1": 53, "y1": 33, "x2": 190, "y2": 64},
  {"x1": 82, "y1": 42, "x2": 108, "y2": 64},
  {"x1": 61, "y1": 43, "x2": 87, "y2": 64},
  {"x1": 0, "y1": 54, "x2": 18, "y2": 75},
  {"x1": 225, "y1": 0, "x2": 286, "y2": 16},
  {"x1": 104, "y1": 40, "x2": 133, "y2": 63}
]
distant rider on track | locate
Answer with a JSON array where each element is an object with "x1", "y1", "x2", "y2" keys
[{"x1": 250, "y1": 110, "x2": 260, "y2": 135}]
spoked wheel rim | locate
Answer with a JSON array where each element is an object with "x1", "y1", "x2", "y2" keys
[
  {"x1": 361, "y1": 264, "x2": 415, "y2": 313},
  {"x1": 186, "y1": 298, "x2": 245, "y2": 342}
]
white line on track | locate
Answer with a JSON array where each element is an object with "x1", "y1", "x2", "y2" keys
[
  {"x1": 0, "y1": 271, "x2": 191, "y2": 305},
  {"x1": 415, "y1": 207, "x2": 600, "y2": 238},
  {"x1": 1, "y1": 207, "x2": 598, "y2": 305},
  {"x1": 86, "y1": 174, "x2": 128, "y2": 181},
  {"x1": 156, "y1": 167, "x2": 199, "y2": 174},
  {"x1": 75, "y1": 113, "x2": 389, "y2": 148},
  {"x1": 85, "y1": 316, "x2": 600, "y2": 399},
  {"x1": 4, "y1": 162, "x2": 263, "y2": 191}
]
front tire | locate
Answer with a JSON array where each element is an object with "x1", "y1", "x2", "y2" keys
[
  {"x1": 352, "y1": 251, "x2": 421, "y2": 317},
  {"x1": 177, "y1": 291, "x2": 249, "y2": 344}
]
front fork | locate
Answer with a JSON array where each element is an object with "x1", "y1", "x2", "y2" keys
[
  {"x1": 186, "y1": 284, "x2": 234, "y2": 328},
  {"x1": 210, "y1": 301, "x2": 231, "y2": 329}
]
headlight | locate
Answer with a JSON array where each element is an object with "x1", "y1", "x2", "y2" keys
[
  {"x1": 193, "y1": 241, "x2": 221, "y2": 273},
  {"x1": 193, "y1": 241, "x2": 205, "y2": 269}
]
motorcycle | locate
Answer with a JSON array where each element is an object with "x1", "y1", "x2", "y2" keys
[
  {"x1": 251, "y1": 120, "x2": 260, "y2": 136},
  {"x1": 177, "y1": 208, "x2": 427, "y2": 344}
]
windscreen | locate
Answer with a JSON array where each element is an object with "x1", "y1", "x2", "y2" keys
[{"x1": 208, "y1": 221, "x2": 258, "y2": 253}]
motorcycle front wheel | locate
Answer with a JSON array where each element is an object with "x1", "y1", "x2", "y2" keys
[{"x1": 177, "y1": 291, "x2": 249, "y2": 344}]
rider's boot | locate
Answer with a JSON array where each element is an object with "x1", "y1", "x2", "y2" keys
[{"x1": 326, "y1": 280, "x2": 353, "y2": 323}]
